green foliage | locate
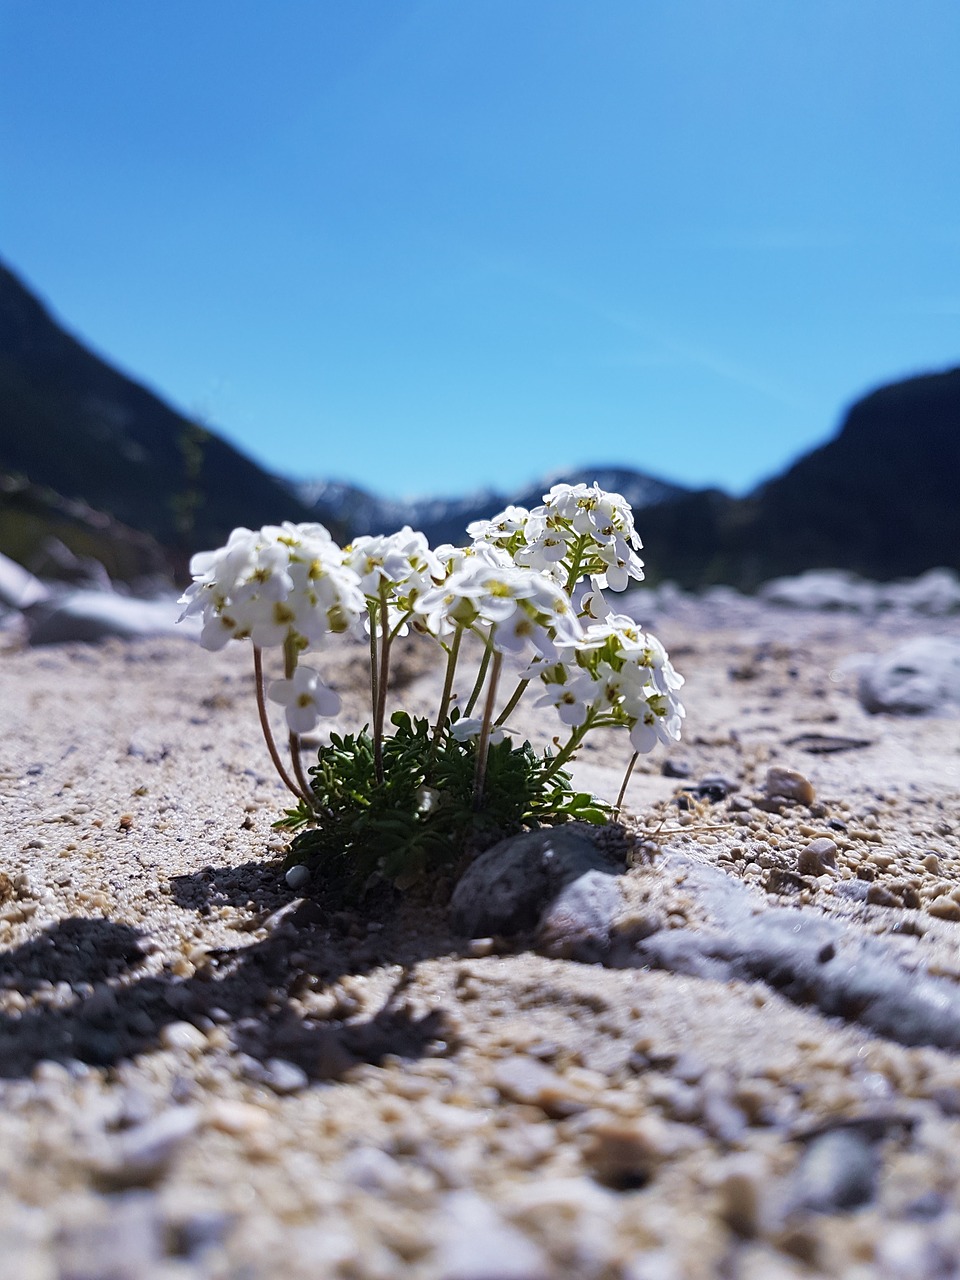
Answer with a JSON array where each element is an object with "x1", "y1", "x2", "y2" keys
[{"x1": 276, "y1": 711, "x2": 608, "y2": 894}]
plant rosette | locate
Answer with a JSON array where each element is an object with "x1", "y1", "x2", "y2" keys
[{"x1": 178, "y1": 481, "x2": 685, "y2": 895}]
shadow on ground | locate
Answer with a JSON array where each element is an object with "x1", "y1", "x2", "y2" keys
[{"x1": 0, "y1": 870, "x2": 460, "y2": 1079}]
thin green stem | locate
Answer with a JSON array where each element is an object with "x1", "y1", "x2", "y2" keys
[
  {"x1": 563, "y1": 532, "x2": 590, "y2": 596},
  {"x1": 464, "y1": 642, "x2": 491, "y2": 717},
  {"x1": 494, "y1": 676, "x2": 529, "y2": 728},
  {"x1": 288, "y1": 731, "x2": 314, "y2": 799},
  {"x1": 541, "y1": 714, "x2": 595, "y2": 783},
  {"x1": 367, "y1": 601, "x2": 383, "y2": 783},
  {"x1": 431, "y1": 624, "x2": 463, "y2": 754},
  {"x1": 614, "y1": 750, "x2": 639, "y2": 818},
  {"x1": 252, "y1": 646, "x2": 309, "y2": 803},
  {"x1": 367, "y1": 602, "x2": 380, "y2": 725},
  {"x1": 281, "y1": 634, "x2": 314, "y2": 801},
  {"x1": 473, "y1": 649, "x2": 503, "y2": 810},
  {"x1": 373, "y1": 582, "x2": 393, "y2": 783},
  {"x1": 389, "y1": 609, "x2": 414, "y2": 642}
]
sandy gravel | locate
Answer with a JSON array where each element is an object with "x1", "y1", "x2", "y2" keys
[{"x1": 1, "y1": 601, "x2": 960, "y2": 1279}]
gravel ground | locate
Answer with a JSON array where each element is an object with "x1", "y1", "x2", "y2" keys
[{"x1": 1, "y1": 600, "x2": 960, "y2": 1279}]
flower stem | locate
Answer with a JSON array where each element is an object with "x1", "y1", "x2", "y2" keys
[
  {"x1": 432, "y1": 624, "x2": 463, "y2": 754},
  {"x1": 252, "y1": 646, "x2": 310, "y2": 803},
  {"x1": 494, "y1": 676, "x2": 528, "y2": 728},
  {"x1": 373, "y1": 583, "x2": 393, "y2": 784},
  {"x1": 281, "y1": 634, "x2": 314, "y2": 799},
  {"x1": 464, "y1": 642, "x2": 491, "y2": 717},
  {"x1": 367, "y1": 601, "x2": 380, "y2": 732},
  {"x1": 614, "y1": 750, "x2": 639, "y2": 817},
  {"x1": 473, "y1": 649, "x2": 503, "y2": 810},
  {"x1": 541, "y1": 715, "x2": 594, "y2": 782},
  {"x1": 563, "y1": 532, "x2": 590, "y2": 596}
]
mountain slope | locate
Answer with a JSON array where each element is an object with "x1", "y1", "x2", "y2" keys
[
  {"x1": 2, "y1": 259, "x2": 957, "y2": 590},
  {"x1": 746, "y1": 368, "x2": 960, "y2": 581},
  {"x1": 636, "y1": 367, "x2": 960, "y2": 589},
  {"x1": 0, "y1": 260, "x2": 317, "y2": 574}
]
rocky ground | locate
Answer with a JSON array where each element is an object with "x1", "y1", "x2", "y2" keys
[{"x1": 1, "y1": 588, "x2": 960, "y2": 1279}]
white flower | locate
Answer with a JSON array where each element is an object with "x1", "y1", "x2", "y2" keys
[
  {"x1": 346, "y1": 526, "x2": 443, "y2": 637},
  {"x1": 345, "y1": 527, "x2": 440, "y2": 599},
  {"x1": 450, "y1": 717, "x2": 506, "y2": 745},
  {"x1": 513, "y1": 482, "x2": 646, "y2": 592},
  {"x1": 465, "y1": 505, "x2": 531, "y2": 560},
  {"x1": 268, "y1": 666, "x2": 340, "y2": 734},
  {"x1": 535, "y1": 666, "x2": 598, "y2": 727},
  {"x1": 578, "y1": 585, "x2": 614, "y2": 622},
  {"x1": 539, "y1": 614, "x2": 685, "y2": 751},
  {"x1": 177, "y1": 522, "x2": 364, "y2": 652},
  {"x1": 414, "y1": 560, "x2": 582, "y2": 658}
]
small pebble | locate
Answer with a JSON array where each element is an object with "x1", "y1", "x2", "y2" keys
[
  {"x1": 927, "y1": 895, "x2": 960, "y2": 921},
  {"x1": 160, "y1": 1021, "x2": 208, "y2": 1054},
  {"x1": 285, "y1": 864, "x2": 311, "y2": 890},
  {"x1": 83, "y1": 1107, "x2": 200, "y2": 1190},
  {"x1": 716, "y1": 1153, "x2": 769, "y2": 1238},
  {"x1": 581, "y1": 1116, "x2": 680, "y2": 1189},
  {"x1": 433, "y1": 1190, "x2": 551, "y2": 1280},
  {"x1": 765, "y1": 766, "x2": 815, "y2": 806},
  {"x1": 491, "y1": 1057, "x2": 584, "y2": 1117},
  {"x1": 467, "y1": 937, "x2": 497, "y2": 957},
  {"x1": 791, "y1": 1127, "x2": 877, "y2": 1213},
  {"x1": 206, "y1": 1099, "x2": 270, "y2": 1135},
  {"x1": 260, "y1": 1058, "x2": 309, "y2": 1094},
  {"x1": 797, "y1": 838, "x2": 838, "y2": 876}
]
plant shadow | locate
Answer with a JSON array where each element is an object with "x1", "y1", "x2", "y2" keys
[{"x1": 0, "y1": 868, "x2": 461, "y2": 1081}]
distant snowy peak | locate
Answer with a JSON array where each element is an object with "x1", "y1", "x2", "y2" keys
[{"x1": 293, "y1": 466, "x2": 690, "y2": 544}]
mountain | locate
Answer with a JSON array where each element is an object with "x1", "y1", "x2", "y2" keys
[
  {"x1": 0, "y1": 260, "x2": 319, "y2": 579},
  {"x1": 2, "y1": 259, "x2": 958, "y2": 590},
  {"x1": 298, "y1": 467, "x2": 690, "y2": 547},
  {"x1": 635, "y1": 366, "x2": 960, "y2": 589},
  {"x1": 301, "y1": 372, "x2": 960, "y2": 589}
]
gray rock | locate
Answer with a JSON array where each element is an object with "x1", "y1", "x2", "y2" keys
[
  {"x1": 857, "y1": 636, "x2": 960, "y2": 714},
  {"x1": 82, "y1": 1106, "x2": 200, "y2": 1189},
  {"x1": 0, "y1": 550, "x2": 50, "y2": 610},
  {"x1": 450, "y1": 826, "x2": 628, "y2": 938},
  {"x1": 797, "y1": 838, "x2": 838, "y2": 875},
  {"x1": 790, "y1": 1128, "x2": 877, "y2": 1213},
  {"x1": 536, "y1": 869, "x2": 624, "y2": 961},
  {"x1": 259, "y1": 1057, "x2": 310, "y2": 1094},
  {"x1": 765, "y1": 765, "x2": 815, "y2": 805},
  {"x1": 26, "y1": 589, "x2": 199, "y2": 645},
  {"x1": 759, "y1": 570, "x2": 878, "y2": 612},
  {"x1": 877, "y1": 568, "x2": 960, "y2": 615},
  {"x1": 621, "y1": 854, "x2": 960, "y2": 1049},
  {"x1": 285, "y1": 864, "x2": 311, "y2": 891},
  {"x1": 165, "y1": 1207, "x2": 233, "y2": 1259}
]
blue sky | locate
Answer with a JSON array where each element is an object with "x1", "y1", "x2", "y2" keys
[{"x1": 2, "y1": 1, "x2": 958, "y2": 500}]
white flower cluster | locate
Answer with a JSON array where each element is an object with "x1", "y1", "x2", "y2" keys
[
  {"x1": 177, "y1": 522, "x2": 363, "y2": 733},
  {"x1": 413, "y1": 559, "x2": 580, "y2": 658},
  {"x1": 178, "y1": 522, "x2": 363, "y2": 651},
  {"x1": 535, "y1": 614, "x2": 685, "y2": 754},
  {"x1": 467, "y1": 481, "x2": 645, "y2": 592},
  {"x1": 178, "y1": 481, "x2": 682, "y2": 757},
  {"x1": 345, "y1": 526, "x2": 441, "y2": 632}
]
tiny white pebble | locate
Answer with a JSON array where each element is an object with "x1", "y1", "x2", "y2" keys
[
  {"x1": 160, "y1": 1021, "x2": 207, "y2": 1053},
  {"x1": 285, "y1": 865, "x2": 311, "y2": 890}
]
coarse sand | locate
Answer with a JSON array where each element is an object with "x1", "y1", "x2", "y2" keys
[{"x1": 1, "y1": 601, "x2": 960, "y2": 1279}]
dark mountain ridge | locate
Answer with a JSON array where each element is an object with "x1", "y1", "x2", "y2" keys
[
  {"x1": 1, "y1": 258, "x2": 957, "y2": 589},
  {"x1": 0, "y1": 261, "x2": 318, "y2": 578}
]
